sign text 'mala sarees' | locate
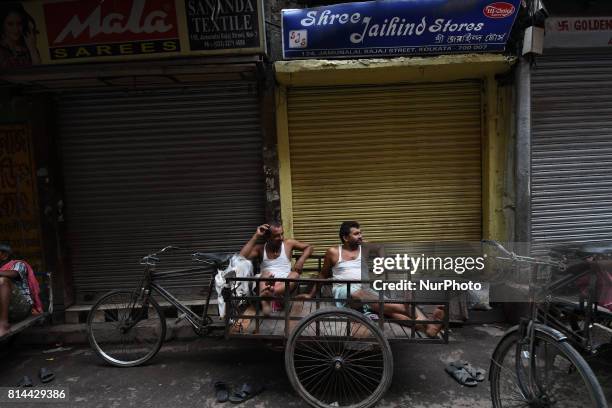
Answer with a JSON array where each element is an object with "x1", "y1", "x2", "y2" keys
[
  {"x1": 282, "y1": 0, "x2": 521, "y2": 60},
  {"x1": 0, "y1": 0, "x2": 265, "y2": 68}
]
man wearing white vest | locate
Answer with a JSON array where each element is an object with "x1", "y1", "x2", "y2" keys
[
  {"x1": 301, "y1": 221, "x2": 444, "y2": 337},
  {"x1": 240, "y1": 222, "x2": 313, "y2": 314}
]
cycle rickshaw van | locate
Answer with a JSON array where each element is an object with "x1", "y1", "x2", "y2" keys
[{"x1": 86, "y1": 247, "x2": 450, "y2": 408}]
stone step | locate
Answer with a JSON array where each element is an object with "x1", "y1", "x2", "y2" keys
[
  {"x1": 65, "y1": 298, "x2": 219, "y2": 324},
  {"x1": 17, "y1": 317, "x2": 227, "y2": 346}
]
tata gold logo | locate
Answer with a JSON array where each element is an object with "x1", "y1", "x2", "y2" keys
[{"x1": 483, "y1": 2, "x2": 515, "y2": 19}]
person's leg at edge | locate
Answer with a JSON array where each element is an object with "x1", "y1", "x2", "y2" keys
[
  {"x1": 403, "y1": 303, "x2": 445, "y2": 337},
  {"x1": 353, "y1": 289, "x2": 445, "y2": 337},
  {"x1": 0, "y1": 277, "x2": 13, "y2": 336}
]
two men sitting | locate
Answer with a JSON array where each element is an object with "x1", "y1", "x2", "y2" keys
[{"x1": 239, "y1": 221, "x2": 443, "y2": 337}]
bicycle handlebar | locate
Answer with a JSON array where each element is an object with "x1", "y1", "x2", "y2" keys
[
  {"x1": 139, "y1": 246, "x2": 230, "y2": 266},
  {"x1": 159, "y1": 245, "x2": 182, "y2": 253},
  {"x1": 139, "y1": 245, "x2": 183, "y2": 265},
  {"x1": 481, "y1": 240, "x2": 566, "y2": 270},
  {"x1": 481, "y1": 239, "x2": 512, "y2": 257}
]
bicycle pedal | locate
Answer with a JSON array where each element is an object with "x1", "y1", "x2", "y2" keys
[{"x1": 175, "y1": 313, "x2": 187, "y2": 324}]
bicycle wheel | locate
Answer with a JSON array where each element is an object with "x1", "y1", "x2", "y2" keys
[
  {"x1": 285, "y1": 308, "x2": 393, "y2": 408},
  {"x1": 490, "y1": 328, "x2": 608, "y2": 408},
  {"x1": 87, "y1": 290, "x2": 166, "y2": 367}
]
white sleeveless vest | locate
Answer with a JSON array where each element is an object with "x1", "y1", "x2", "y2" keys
[
  {"x1": 260, "y1": 242, "x2": 291, "y2": 278},
  {"x1": 332, "y1": 245, "x2": 362, "y2": 289}
]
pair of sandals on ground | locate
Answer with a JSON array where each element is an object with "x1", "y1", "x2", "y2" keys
[
  {"x1": 17, "y1": 367, "x2": 55, "y2": 387},
  {"x1": 214, "y1": 381, "x2": 264, "y2": 404},
  {"x1": 445, "y1": 360, "x2": 486, "y2": 387}
]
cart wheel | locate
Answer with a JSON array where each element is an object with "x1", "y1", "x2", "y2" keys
[{"x1": 285, "y1": 308, "x2": 393, "y2": 408}]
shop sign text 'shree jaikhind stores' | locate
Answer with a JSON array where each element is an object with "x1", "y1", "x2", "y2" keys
[{"x1": 282, "y1": 0, "x2": 521, "y2": 59}]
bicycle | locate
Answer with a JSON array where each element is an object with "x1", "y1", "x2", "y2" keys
[
  {"x1": 86, "y1": 246, "x2": 230, "y2": 367},
  {"x1": 484, "y1": 240, "x2": 609, "y2": 408}
]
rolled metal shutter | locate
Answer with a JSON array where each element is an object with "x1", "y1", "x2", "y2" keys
[
  {"x1": 287, "y1": 81, "x2": 483, "y2": 252},
  {"x1": 57, "y1": 83, "x2": 264, "y2": 298},
  {"x1": 531, "y1": 52, "x2": 612, "y2": 253}
]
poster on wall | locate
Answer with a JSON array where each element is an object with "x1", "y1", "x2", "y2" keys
[
  {"x1": 185, "y1": 0, "x2": 263, "y2": 52},
  {"x1": 0, "y1": 0, "x2": 265, "y2": 68},
  {"x1": 0, "y1": 2, "x2": 41, "y2": 68},
  {"x1": 0, "y1": 124, "x2": 44, "y2": 274},
  {"x1": 282, "y1": 0, "x2": 522, "y2": 59}
]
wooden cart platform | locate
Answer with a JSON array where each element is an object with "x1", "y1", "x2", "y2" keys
[
  {"x1": 228, "y1": 300, "x2": 446, "y2": 343},
  {"x1": 224, "y1": 277, "x2": 449, "y2": 344}
]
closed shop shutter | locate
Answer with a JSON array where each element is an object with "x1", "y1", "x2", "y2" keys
[
  {"x1": 531, "y1": 52, "x2": 612, "y2": 253},
  {"x1": 57, "y1": 83, "x2": 264, "y2": 298},
  {"x1": 286, "y1": 81, "x2": 483, "y2": 252}
]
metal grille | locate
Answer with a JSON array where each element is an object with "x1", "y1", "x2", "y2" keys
[
  {"x1": 286, "y1": 81, "x2": 483, "y2": 252},
  {"x1": 56, "y1": 83, "x2": 265, "y2": 298},
  {"x1": 532, "y1": 51, "x2": 612, "y2": 254}
]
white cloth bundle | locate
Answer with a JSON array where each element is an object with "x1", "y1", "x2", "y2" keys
[{"x1": 214, "y1": 254, "x2": 254, "y2": 318}]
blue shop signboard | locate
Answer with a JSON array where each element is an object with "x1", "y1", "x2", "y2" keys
[{"x1": 282, "y1": 0, "x2": 521, "y2": 59}]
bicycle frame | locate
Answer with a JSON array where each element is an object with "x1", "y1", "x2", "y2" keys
[
  {"x1": 132, "y1": 255, "x2": 219, "y2": 333},
  {"x1": 537, "y1": 264, "x2": 601, "y2": 352}
]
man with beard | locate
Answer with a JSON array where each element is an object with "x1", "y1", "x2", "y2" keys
[
  {"x1": 300, "y1": 221, "x2": 444, "y2": 337},
  {"x1": 240, "y1": 222, "x2": 313, "y2": 314}
]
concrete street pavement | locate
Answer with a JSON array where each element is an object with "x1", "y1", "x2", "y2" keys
[{"x1": 0, "y1": 324, "x2": 610, "y2": 408}]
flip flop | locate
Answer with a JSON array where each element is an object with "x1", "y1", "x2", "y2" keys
[
  {"x1": 38, "y1": 368, "x2": 55, "y2": 384},
  {"x1": 228, "y1": 383, "x2": 264, "y2": 404},
  {"x1": 451, "y1": 361, "x2": 486, "y2": 382},
  {"x1": 445, "y1": 364, "x2": 477, "y2": 387},
  {"x1": 214, "y1": 381, "x2": 230, "y2": 403},
  {"x1": 17, "y1": 376, "x2": 33, "y2": 387}
]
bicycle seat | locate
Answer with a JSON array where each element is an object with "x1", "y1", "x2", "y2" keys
[
  {"x1": 194, "y1": 252, "x2": 232, "y2": 265},
  {"x1": 549, "y1": 243, "x2": 582, "y2": 255},
  {"x1": 577, "y1": 243, "x2": 612, "y2": 257}
]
